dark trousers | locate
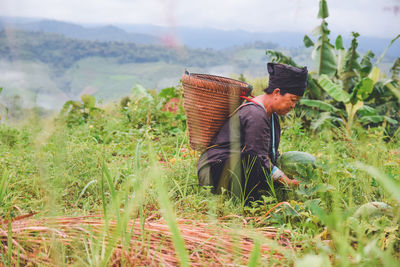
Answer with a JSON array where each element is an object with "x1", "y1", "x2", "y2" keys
[{"x1": 209, "y1": 153, "x2": 275, "y2": 202}]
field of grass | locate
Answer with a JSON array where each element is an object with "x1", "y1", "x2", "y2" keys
[{"x1": 0, "y1": 83, "x2": 399, "y2": 266}]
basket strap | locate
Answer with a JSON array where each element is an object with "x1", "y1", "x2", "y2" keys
[
  {"x1": 206, "y1": 96, "x2": 260, "y2": 151},
  {"x1": 240, "y1": 95, "x2": 258, "y2": 105}
]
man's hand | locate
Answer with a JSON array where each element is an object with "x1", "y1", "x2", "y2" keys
[{"x1": 278, "y1": 175, "x2": 300, "y2": 186}]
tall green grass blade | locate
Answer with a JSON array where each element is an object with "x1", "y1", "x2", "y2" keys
[
  {"x1": 100, "y1": 169, "x2": 107, "y2": 220},
  {"x1": 7, "y1": 218, "x2": 12, "y2": 265},
  {"x1": 355, "y1": 163, "x2": 400, "y2": 203},
  {"x1": 135, "y1": 142, "x2": 141, "y2": 169},
  {"x1": 0, "y1": 170, "x2": 9, "y2": 203},
  {"x1": 153, "y1": 165, "x2": 190, "y2": 267},
  {"x1": 75, "y1": 179, "x2": 96, "y2": 204},
  {"x1": 247, "y1": 239, "x2": 260, "y2": 267}
]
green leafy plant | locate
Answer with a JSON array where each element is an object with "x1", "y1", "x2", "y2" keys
[
  {"x1": 267, "y1": 0, "x2": 400, "y2": 134},
  {"x1": 61, "y1": 94, "x2": 103, "y2": 127}
]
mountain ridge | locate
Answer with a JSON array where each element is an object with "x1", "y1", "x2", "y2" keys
[{"x1": 1, "y1": 16, "x2": 399, "y2": 56}]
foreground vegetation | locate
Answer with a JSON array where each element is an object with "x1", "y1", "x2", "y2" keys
[
  {"x1": 1, "y1": 1, "x2": 399, "y2": 265},
  {"x1": 0, "y1": 81, "x2": 399, "y2": 265}
]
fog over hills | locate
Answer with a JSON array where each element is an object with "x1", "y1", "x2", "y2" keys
[
  {"x1": 0, "y1": 16, "x2": 398, "y2": 111},
  {"x1": 1, "y1": 16, "x2": 399, "y2": 55}
]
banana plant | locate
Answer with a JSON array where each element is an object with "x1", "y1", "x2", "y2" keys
[
  {"x1": 301, "y1": 72, "x2": 397, "y2": 133},
  {"x1": 61, "y1": 94, "x2": 103, "y2": 126},
  {"x1": 304, "y1": 0, "x2": 337, "y2": 78},
  {"x1": 266, "y1": 0, "x2": 400, "y2": 133}
]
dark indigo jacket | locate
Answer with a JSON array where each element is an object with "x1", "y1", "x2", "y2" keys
[{"x1": 197, "y1": 102, "x2": 281, "y2": 186}]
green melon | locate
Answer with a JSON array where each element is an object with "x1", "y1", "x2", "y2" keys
[{"x1": 277, "y1": 151, "x2": 316, "y2": 180}]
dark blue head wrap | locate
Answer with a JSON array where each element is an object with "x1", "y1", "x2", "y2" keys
[{"x1": 265, "y1": 63, "x2": 308, "y2": 96}]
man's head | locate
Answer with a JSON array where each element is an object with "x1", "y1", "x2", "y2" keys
[
  {"x1": 264, "y1": 63, "x2": 308, "y2": 96},
  {"x1": 264, "y1": 63, "x2": 308, "y2": 115}
]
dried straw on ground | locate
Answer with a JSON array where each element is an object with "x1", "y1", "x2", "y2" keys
[{"x1": 0, "y1": 214, "x2": 294, "y2": 266}]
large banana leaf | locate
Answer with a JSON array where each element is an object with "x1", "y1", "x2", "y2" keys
[
  {"x1": 335, "y1": 35, "x2": 346, "y2": 77},
  {"x1": 307, "y1": 76, "x2": 323, "y2": 100},
  {"x1": 318, "y1": 75, "x2": 350, "y2": 103},
  {"x1": 318, "y1": 0, "x2": 329, "y2": 19},
  {"x1": 311, "y1": 21, "x2": 337, "y2": 77},
  {"x1": 357, "y1": 105, "x2": 378, "y2": 116},
  {"x1": 350, "y1": 77, "x2": 374, "y2": 103},
  {"x1": 359, "y1": 115, "x2": 398, "y2": 125},
  {"x1": 300, "y1": 99, "x2": 339, "y2": 113},
  {"x1": 312, "y1": 36, "x2": 337, "y2": 77}
]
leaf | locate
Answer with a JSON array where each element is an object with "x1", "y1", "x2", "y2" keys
[
  {"x1": 303, "y1": 35, "x2": 314, "y2": 48},
  {"x1": 342, "y1": 32, "x2": 361, "y2": 92},
  {"x1": 359, "y1": 115, "x2": 398, "y2": 125},
  {"x1": 318, "y1": 0, "x2": 329, "y2": 19},
  {"x1": 0, "y1": 87, "x2": 2, "y2": 94},
  {"x1": 300, "y1": 99, "x2": 339, "y2": 113},
  {"x1": 351, "y1": 78, "x2": 374, "y2": 101},
  {"x1": 384, "y1": 80, "x2": 400, "y2": 103},
  {"x1": 247, "y1": 240, "x2": 260, "y2": 267},
  {"x1": 335, "y1": 35, "x2": 344, "y2": 50},
  {"x1": 265, "y1": 50, "x2": 301, "y2": 67},
  {"x1": 0, "y1": 170, "x2": 9, "y2": 203},
  {"x1": 318, "y1": 75, "x2": 350, "y2": 103},
  {"x1": 376, "y1": 34, "x2": 400, "y2": 66},
  {"x1": 368, "y1": 67, "x2": 381, "y2": 85},
  {"x1": 360, "y1": 50, "x2": 375, "y2": 77},
  {"x1": 311, "y1": 112, "x2": 336, "y2": 130},
  {"x1": 313, "y1": 36, "x2": 337, "y2": 77},
  {"x1": 355, "y1": 163, "x2": 400, "y2": 203},
  {"x1": 159, "y1": 87, "x2": 178, "y2": 100},
  {"x1": 81, "y1": 94, "x2": 95, "y2": 108},
  {"x1": 307, "y1": 76, "x2": 324, "y2": 100},
  {"x1": 352, "y1": 202, "x2": 392, "y2": 220},
  {"x1": 390, "y1": 57, "x2": 400, "y2": 81},
  {"x1": 357, "y1": 105, "x2": 378, "y2": 116}
]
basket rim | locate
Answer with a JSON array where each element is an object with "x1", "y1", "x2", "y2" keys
[{"x1": 182, "y1": 72, "x2": 252, "y2": 91}]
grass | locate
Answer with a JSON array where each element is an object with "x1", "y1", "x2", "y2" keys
[{"x1": 0, "y1": 87, "x2": 399, "y2": 266}]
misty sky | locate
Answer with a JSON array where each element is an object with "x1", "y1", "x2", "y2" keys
[{"x1": 1, "y1": 0, "x2": 399, "y2": 38}]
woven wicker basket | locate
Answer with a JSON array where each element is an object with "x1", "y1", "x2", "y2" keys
[{"x1": 182, "y1": 71, "x2": 253, "y2": 150}]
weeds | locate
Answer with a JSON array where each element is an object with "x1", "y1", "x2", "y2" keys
[{"x1": 0, "y1": 85, "x2": 399, "y2": 265}]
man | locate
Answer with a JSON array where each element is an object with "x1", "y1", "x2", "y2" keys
[{"x1": 197, "y1": 63, "x2": 308, "y2": 202}]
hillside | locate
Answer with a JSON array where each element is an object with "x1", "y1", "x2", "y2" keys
[{"x1": 0, "y1": 28, "x2": 288, "y2": 109}]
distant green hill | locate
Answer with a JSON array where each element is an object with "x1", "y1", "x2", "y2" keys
[
  {"x1": 0, "y1": 28, "x2": 288, "y2": 109},
  {"x1": 0, "y1": 29, "x2": 230, "y2": 72}
]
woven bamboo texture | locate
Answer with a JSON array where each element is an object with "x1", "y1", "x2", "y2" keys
[{"x1": 182, "y1": 72, "x2": 252, "y2": 150}]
